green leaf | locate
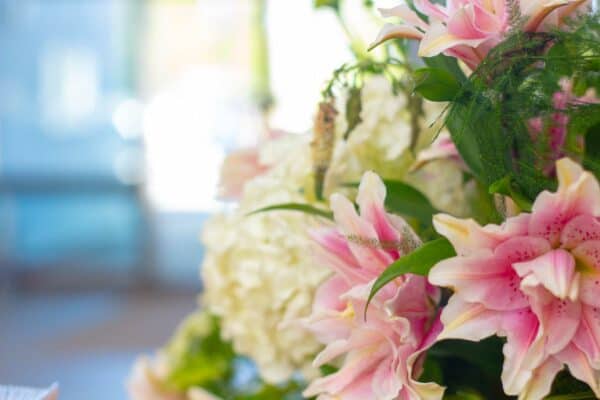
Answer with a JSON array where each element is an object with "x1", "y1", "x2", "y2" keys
[
  {"x1": 344, "y1": 87, "x2": 363, "y2": 139},
  {"x1": 313, "y1": 0, "x2": 339, "y2": 11},
  {"x1": 488, "y1": 175, "x2": 533, "y2": 212},
  {"x1": 413, "y1": 67, "x2": 461, "y2": 102},
  {"x1": 365, "y1": 238, "x2": 456, "y2": 316},
  {"x1": 344, "y1": 180, "x2": 438, "y2": 225},
  {"x1": 545, "y1": 394, "x2": 597, "y2": 400},
  {"x1": 423, "y1": 54, "x2": 467, "y2": 83},
  {"x1": 319, "y1": 364, "x2": 339, "y2": 376},
  {"x1": 383, "y1": 180, "x2": 439, "y2": 225},
  {"x1": 247, "y1": 203, "x2": 333, "y2": 220}
]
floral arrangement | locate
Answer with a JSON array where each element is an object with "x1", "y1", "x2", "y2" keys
[{"x1": 129, "y1": 1, "x2": 600, "y2": 399}]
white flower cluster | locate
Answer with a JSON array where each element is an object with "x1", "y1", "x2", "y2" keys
[
  {"x1": 329, "y1": 76, "x2": 468, "y2": 216},
  {"x1": 201, "y1": 134, "x2": 329, "y2": 384}
]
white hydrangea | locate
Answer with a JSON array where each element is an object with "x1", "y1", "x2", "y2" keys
[
  {"x1": 327, "y1": 75, "x2": 468, "y2": 216},
  {"x1": 201, "y1": 134, "x2": 329, "y2": 384}
]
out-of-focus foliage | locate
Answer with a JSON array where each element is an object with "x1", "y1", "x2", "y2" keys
[{"x1": 161, "y1": 312, "x2": 308, "y2": 399}]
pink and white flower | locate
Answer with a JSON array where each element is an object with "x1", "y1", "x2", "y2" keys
[
  {"x1": 218, "y1": 130, "x2": 286, "y2": 200},
  {"x1": 429, "y1": 158, "x2": 600, "y2": 399},
  {"x1": 371, "y1": 0, "x2": 591, "y2": 69},
  {"x1": 528, "y1": 78, "x2": 599, "y2": 176},
  {"x1": 303, "y1": 171, "x2": 444, "y2": 399},
  {"x1": 413, "y1": 132, "x2": 465, "y2": 171}
]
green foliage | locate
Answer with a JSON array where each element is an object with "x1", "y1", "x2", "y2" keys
[
  {"x1": 247, "y1": 203, "x2": 333, "y2": 220},
  {"x1": 319, "y1": 364, "x2": 339, "y2": 376},
  {"x1": 365, "y1": 238, "x2": 456, "y2": 315},
  {"x1": 489, "y1": 175, "x2": 533, "y2": 212},
  {"x1": 231, "y1": 378, "x2": 307, "y2": 400},
  {"x1": 164, "y1": 313, "x2": 235, "y2": 391},
  {"x1": 426, "y1": 337, "x2": 509, "y2": 399},
  {"x1": 413, "y1": 67, "x2": 462, "y2": 101},
  {"x1": 423, "y1": 54, "x2": 468, "y2": 84},
  {"x1": 345, "y1": 179, "x2": 439, "y2": 226},
  {"x1": 382, "y1": 179, "x2": 439, "y2": 226},
  {"x1": 313, "y1": 0, "x2": 339, "y2": 11},
  {"x1": 445, "y1": 15, "x2": 600, "y2": 203},
  {"x1": 546, "y1": 370, "x2": 597, "y2": 399}
]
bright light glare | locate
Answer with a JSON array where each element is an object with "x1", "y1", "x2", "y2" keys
[
  {"x1": 142, "y1": 67, "x2": 242, "y2": 212},
  {"x1": 112, "y1": 99, "x2": 144, "y2": 139}
]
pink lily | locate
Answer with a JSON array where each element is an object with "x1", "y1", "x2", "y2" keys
[
  {"x1": 303, "y1": 171, "x2": 444, "y2": 400},
  {"x1": 429, "y1": 158, "x2": 600, "y2": 399},
  {"x1": 412, "y1": 132, "x2": 465, "y2": 171},
  {"x1": 218, "y1": 129, "x2": 285, "y2": 200},
  {"x1": 371, "y1": 0, "x2": 591, "y2": 70},
  {"x1": 528, "y1": 78, "x2": 599, "y2": 176}
]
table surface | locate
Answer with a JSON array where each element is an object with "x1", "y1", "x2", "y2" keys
[{"x1": 1, "y1": 290, "x2": 196, "y2": 400}]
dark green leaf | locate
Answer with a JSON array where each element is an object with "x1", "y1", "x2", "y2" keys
[
  {"x1": 548, "y1": 369, "x2": 597, "y2": 399},
  {"x1": 365, "y1": 238, "x2": 456, "y2": 316},
  {"x1": 344, "y1": 180, "x2": 438, "y2": 225},
  {"x1": 545, "y1": 394, "x2": 598, "y2": 400},
  {"x1": 247, "y1": 203, "x2": 333, "y2": 220},
  {"x1": 319, "y1": 364, "x2": 339, "y2": 376},
  {"x1": 344, "y1": 87, "x2": 363, "y2": 139},
  {"x1": 383, "y1": 180, "x2": 438, "y2": 225},
  {"x1": 488, "y1": 175, "x2": 533, "y2": 212},
  {"x1": 413, "y1": 67, "x2": 461, "y2": 102},
  {"x1": 423, "y1": 54, "x2": 467, "y2": 83}
]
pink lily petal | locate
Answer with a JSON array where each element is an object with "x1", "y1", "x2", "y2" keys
[
  {"x1": 560, "y1": 215, "x2": 600, "y2": 249},
  {"x1": 447, "y1": 3, "x2": 487, "y2": 39},
  {"x1": 437, "y1": 296, "x2": 504, "y2": 341},
  {"x1": 572, "y1": 240, "x2": 600, "y2": 308},
  {"x1": 379, "y1": 5, "x2": 429, "y2": 30},
  {"x1": 529, "y1": 158, "x2": 600, "y2": 246},
  {"x1": 433, "y1": 213, "x2": 530, "y2": 256},
  {"x1": 418, "y1": 21, "x2": 488, "y2": 57},
  {"x1": 430, "y1": 249, "x2": 529, "y2": 310},
  {"x1": 356, "y1": 171, "x2": 404, "y2": 259},
  {"x1": 499, "y1": 309, "x2": 545, "y2": 396},
  {"x1": 414, "y1": 0, "x2": 449, "y2": 20},
  {"x1": 555, "y1": 343, "x2": 600, "y2": 397},
  {"x1": 304, "y1": 340, "x2": 390, "y2": 397},
  {"x1": 514, "y1": 249, "x2": 580, "y2": 301},
  {"x1": 413, "y1": 132, "x2": 463, "y2": 171},
  {"x1": 385, "y1": 274, "x2": 436, "y2": 320},
  {"x1": 523, "y1": 0, "x2": 570, "y2": 31},
  {"x1": 573, "y1": 304, "x2": 600, "y2": 368},
  {"x1": 471, "y1": 2, "x2": 505, "y2": 33},
  {"x1": 369, "y1": 23, "x2": 424, "y2": 50},
  {"x1": 330, "y1": 192, "x2": 394, "y2": 273},
  {"x1": 518, "y1": 357, "x2": 564, "y2": 400},
  {"x1": 310, "y1": 228, "x2": 371, "y2": 284}
]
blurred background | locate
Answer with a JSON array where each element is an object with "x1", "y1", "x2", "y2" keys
[{"x1": 0, "y1": 0, "x2": 368, "y2": 398}]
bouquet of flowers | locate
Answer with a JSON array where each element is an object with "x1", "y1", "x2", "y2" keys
[{"x1": 129, "y1": 1, "x2": 600, "y2": 399}]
